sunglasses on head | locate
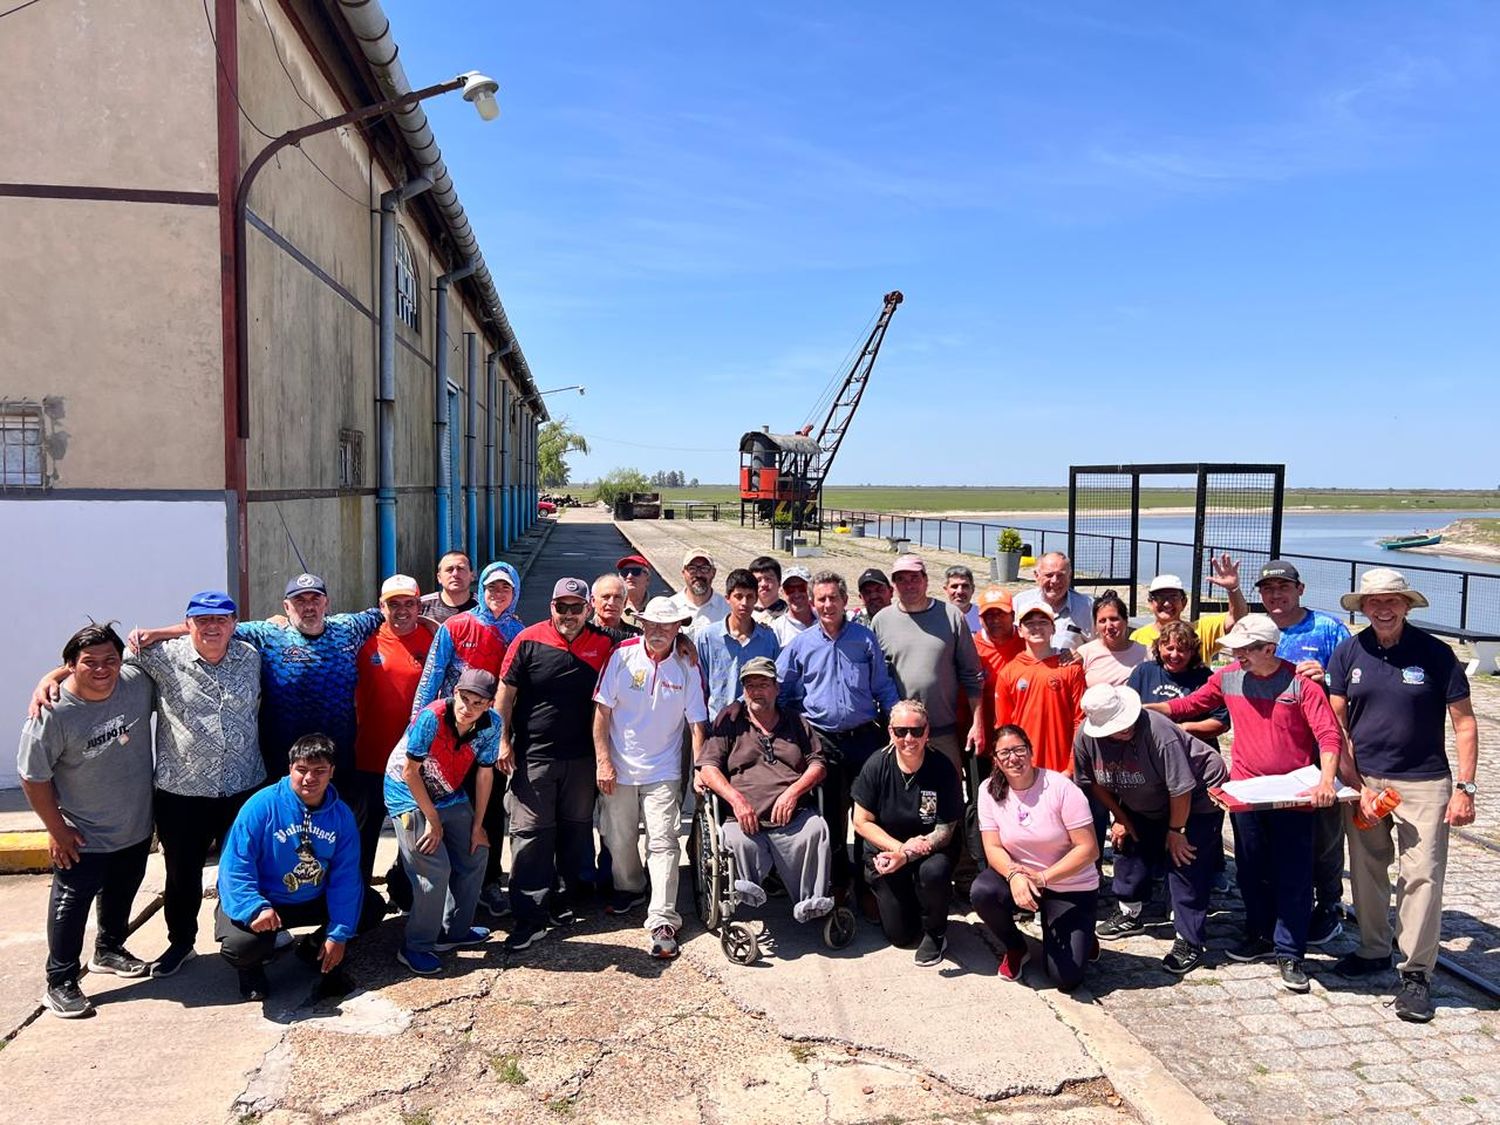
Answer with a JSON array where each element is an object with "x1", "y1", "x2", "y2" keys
[
  {"x1": 891, "y1": 724, "x2": 927, "y2": 738},
  {"x1": 552, "y1": 600, "x2": 587, "y2": 615},
  {"x1": 619, "y1": 566, "x2": 647, "y2": 577}
]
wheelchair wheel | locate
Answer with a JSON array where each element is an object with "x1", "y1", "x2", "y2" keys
[
  {"x1": 721, "y1": 922, "x2": 760, "y2": 965},
  {"x1": 693, "y1": 807, "x2": 721, "y2": 930},
  {"x1": 823, "y1": 906, "x2": 857, "y2": 950}
]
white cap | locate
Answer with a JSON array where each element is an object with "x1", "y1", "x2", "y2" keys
[
  {"x1": 380, "y1": 574, "x2": 420, "y2": 601},
  {"x1": 1147, "y1": 574, "x2": 1186, "y2": 595},
  {"x1": 782, "y1": 565, "x2": 812, "y2": 585},
  {"x1": 1217, "y1": 613, "x2": 1280, "y2": 650}
]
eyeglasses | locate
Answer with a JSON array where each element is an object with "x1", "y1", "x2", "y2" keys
[
  {"x1": 684, "y1": 563, "x2": 713, "y2": 574},
  {"x1": 552, "y1": 601, "x2": 587, "y2": 615},
  {"x1": 994, "y1": 745, "x2": 1031, "y2": 759},
  {"x1": 619, "y1": 567, "x2": 647, "y2": 577},
  {"x1": 891, "y1": 725, "x2": 927, "y2": 738}
]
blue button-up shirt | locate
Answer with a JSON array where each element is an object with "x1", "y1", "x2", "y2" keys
[
  {"x1": 776, "y1": 619, "x2": 899, "y2": 732},
  {"x1": 697, "y1": 618, "x2": 780, "y2": 719}
]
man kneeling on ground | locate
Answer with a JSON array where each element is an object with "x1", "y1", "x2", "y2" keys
[
  {"x1": 215, "y1": 734, "x2": 376, "y2": 1001},
  {"x1": 697, "y1": 657, "x2": 836, "y2": 923}
]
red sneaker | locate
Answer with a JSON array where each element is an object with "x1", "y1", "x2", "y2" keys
[{"x1": 998, "y1": 946, "x2": 1030, "y2": 983}]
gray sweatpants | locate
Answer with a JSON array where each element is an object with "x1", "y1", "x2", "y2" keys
[
  {"x1": 393, "y1": 801, "x2": 488, "y2": 954},
  {"x1": 721, "y1": 807, "x2": 832, "y2": 920}
]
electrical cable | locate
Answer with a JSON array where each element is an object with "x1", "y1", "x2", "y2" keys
[{"x1": 0, "y1": 0, "x2": 45, "y2": 19}]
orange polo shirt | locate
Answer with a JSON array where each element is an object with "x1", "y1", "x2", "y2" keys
[
  {"x1": 975, "y1": 631, "x2": 1025, "y2": 749},
  {"x1": 354, "y1": 622, "x2": 436, "y2": 772},
  {"x1": 994, "y1": 651, "x2": 1085, "y2": 775}
]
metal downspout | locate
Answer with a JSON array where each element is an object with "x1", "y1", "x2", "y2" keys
[
  {"x1": 498, "y1": 382, "x2": 510, "y2": 551},
  {"x1": 377, "y1": 176, "x2": 433, "y2": 580},
  {"x1": 464, "y1": 333, "x2": 479, "y2": 564},
  {"x1": 434, "y1": 260, "x2": 476, "y2": 552},
  {"x1": 485, "y1": 350, "x2": 497, "y2": 562}
]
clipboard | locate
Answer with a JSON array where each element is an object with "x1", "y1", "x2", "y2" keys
[{"x1": 1209, "y1": 765, "x2": 1361, "y2": 814}]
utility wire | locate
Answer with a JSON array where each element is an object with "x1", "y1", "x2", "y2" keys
[{"x1": 0, "y1": 0, "x2": 45, "y2": 19}]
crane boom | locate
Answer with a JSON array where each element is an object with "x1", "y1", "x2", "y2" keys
[{"x1": 810, "y1": 290, "x2": 903, "y2": 491}]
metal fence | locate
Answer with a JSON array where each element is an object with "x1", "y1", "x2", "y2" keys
[{"x1": 821, "y1": 507, "x2": 1500, "y2": 639}]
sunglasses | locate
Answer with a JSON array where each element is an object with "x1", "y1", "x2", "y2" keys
[
  {"x1": 618, "y1": 567, "x2": 647, "y2": 577},
  {"x1": 891, "y1": 725, "x2": 927, "y2": 738},
  {"x1": 552, "y1": 601, "x2": 587, "y2": 615}
]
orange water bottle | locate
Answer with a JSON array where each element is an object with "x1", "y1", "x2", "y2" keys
[{"x1": 1353, "y1": 788, "x2": 1402, "y2": 830}]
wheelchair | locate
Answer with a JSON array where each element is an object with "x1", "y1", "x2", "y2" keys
[{"x1": 690, "y1": 789, "x2": 858, "y2": 964}]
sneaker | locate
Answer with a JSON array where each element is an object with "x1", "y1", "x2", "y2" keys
[
  {"x1": 151, "y1": 942, "x2": 197, "y2": 979},
  {"x1": 649, "y1": 925, "x2": 680, "y2": 960},
  {"x1": 1276, "y1": 957, "x2": 1310, "y2": 993},
  {"x1": 914, "y1": 933, "x2": 948, "y2": 967},
  {"x1": 1088, "y1": 937, "x2": 1102, "y2": 963},
  {"x1": 1334, "y1": 951, "x2": 1391, "y2": 977},
  {"x1": 1161, "y1": 939, "x2": 1205, "y2": 976},
  {"x1": 435, "y1": 926, "x2": 492, "y2": 951},
  {"x1": 42, "y1": 980, "x2": 93, "y2": 1019},
  {"x1": 293, "y1": 934, "x2": 324, "y2": 967},
  {"x1": 1096, "y1": 910, "x2": 1145, "y2": 939},
  {"x1": 546, "y1": 905, "x2": 577, "y2": 928},
  {"x1": 605, "y1": 889, "x2": 649, "y2": 916},
  {"x1": 397, "y1": 947, "x2": 443, "y2": 976},
  {"x1": 1391, "y1": 972, "x2": 1435, "y2": 1023},
  {"x1": 997, "y1": 946, "x2": 1030, "y2": 983},
  {"x1": 238, "y1": 965, "x2": 270, "y2": 1001},
  {"x1": 503, "y1": 920, "x2": 550, "y2": 953},
  {"x1": 87, "y1": 947, "x2": 149, "y2": 978},
  {"x1": 1307, "y1": 904, "x2": 1344, "y2": 947},
  {"x1": 478, "y1": 882, "x2": 511, "y2": 919},
  {"x1": 1226, "y1": 936, "x2": 1275, "y2": 963}
]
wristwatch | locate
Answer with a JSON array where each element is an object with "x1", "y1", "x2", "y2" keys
[
  {"x1": 1169, "y1": 826, "x2": 1188, "y2": 835},
  {"x1": 1456, "y1": 781, "x2": 1478, "y2": 796}
]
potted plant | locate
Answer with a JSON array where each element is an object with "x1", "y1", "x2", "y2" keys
[{"x1": 992, "y1": 527, "x2": 1023, "y2": 581}]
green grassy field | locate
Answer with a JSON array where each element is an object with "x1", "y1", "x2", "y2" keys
[{"x1": 641, "y1": 485, "x2": 1500, "y2": 514}]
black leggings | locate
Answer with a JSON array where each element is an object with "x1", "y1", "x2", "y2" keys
[
  {"x1": 970, "y1": 867, "x2": 1097, "y2": 992},
  {"x1": 868, "y1": 850, "x2": 954, "y2": 947}
]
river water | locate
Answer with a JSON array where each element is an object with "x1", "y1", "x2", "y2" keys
[{"x1": 834, "y1": 509, "x2": 1500, "y2": 635}]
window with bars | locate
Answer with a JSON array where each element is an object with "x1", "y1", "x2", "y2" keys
[
  {"x1": 338, "y1": 428, "x2": 364, "y2": 490},
  {"x1": 396, "y1": 229, "x2": 420, "y2": 333},
  {"x1": 0, "y1": 403, "x2": 46, "y2": 489}
]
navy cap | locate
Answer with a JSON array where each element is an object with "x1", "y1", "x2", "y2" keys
[
  {"x1": 186, "y1": 590, "x2": 237, "y2": 617},
  {"x1": 284, "y1": 573, "x2": 328, "y2": 598},
  {"x1": 1256, "y1": 560, "x2": 1302, "y2": 586}
]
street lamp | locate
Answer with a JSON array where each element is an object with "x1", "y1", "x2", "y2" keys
[{"x1": 537, "y1": 385, "x2": 586, "y2": 397}]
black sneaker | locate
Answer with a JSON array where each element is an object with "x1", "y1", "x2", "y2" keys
[
  {"x1": 88, "y1": 946, "x2": 149, "y2": 978},
  {"x1": 1335, "y1": 952, "x2": 1392, "y2": 977},
  {"x1": 604, "y1": 889, "x2": 648, "y2": 916},
  {"x1": 238, "y1": 965, "x2": 270, "y2": 1001},
  {"x1": 1307, "y1": 904, "x2": 1344, "y2": 947},
  {"x1": 1391, "y1": 972, "x2": 1434, "y2": 1023},
  {"x1": 546, "y1": 905, "x2": 577, "y2": 928},
  {"x1": 151, "y1": 942, "x2": 197, "y2": 979},
  {"x1": 1161, "y1": 939, "x2": 1205, "y2": 976},
  {"x1": 1096, "y1": 910, "x2": 1146, "y2": 939},
  {"x1": 1226, "y1": 936, "x2": 1275, "y2": 963},
  {"x1": 294, "y1": 934, "x2": 324, "y2": 967},
  {"x1": 503, "y1": 920, "x2": 550, "y2": 953},
  {"x1": 914, "y1": 933, "x2": 948, "y2": 967},
  {"x1": 1276, "y1": 957, "x2": 1310, "y2": 993},
  {"x1": 42, "y1": 980, "x2": 93, "y2": 1019}
]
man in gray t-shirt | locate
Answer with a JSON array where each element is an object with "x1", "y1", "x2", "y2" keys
[{"x1": 18, "y1": 623, "x2": 156, "y2": 1018}]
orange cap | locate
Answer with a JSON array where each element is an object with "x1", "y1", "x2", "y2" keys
[{"x1": 977, "y1": 586, "x2": 1013, "y2": 614}]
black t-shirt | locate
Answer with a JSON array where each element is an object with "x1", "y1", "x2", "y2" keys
[
  {"x1": 500, "y1": 621, "x2": 616, "y2": 761},
  {"x1": 421, "y1": 592, "x2": 477, "y2": 625},
  {"x1": 1327, "y1": 625, "x2": 1469, "y2": 779},
  {"x1": 1126, "y1": 661, "x2": 1229, "y2": 750},
  {"x1": 850, "y1": 748, "x2": 963, "y2": 865}
]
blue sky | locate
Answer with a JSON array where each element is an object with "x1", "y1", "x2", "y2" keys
[{"x1": 391, "y1": 1, "x2": 1500, "y2": 489}]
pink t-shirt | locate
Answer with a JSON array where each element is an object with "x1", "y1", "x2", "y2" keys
[
  {"x1": 1076, "y1": 639, "x2": 1148, "y2": 688},
  {"x1": 977, "y1": 769, "x2": 1099, "y2": 892}
]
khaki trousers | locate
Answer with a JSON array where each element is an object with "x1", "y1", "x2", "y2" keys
[{"x1": 1344, "y1": 774, "x2": 1451, "y2": 975}]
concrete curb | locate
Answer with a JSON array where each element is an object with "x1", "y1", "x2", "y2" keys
[
  {"x1": 506, "y1": 515, "x2": 558, "y2": 583},
  {"x1": 0, "y1": 832, "x2": 50, "y2": 874}
]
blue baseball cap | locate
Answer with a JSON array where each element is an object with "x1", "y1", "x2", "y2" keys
[
  {"x1": 186, "y1": 590, "x2": 238, "y2": 617},
  {"x1": 284, "y1": 573, "x2": 328, "y2": 598}
]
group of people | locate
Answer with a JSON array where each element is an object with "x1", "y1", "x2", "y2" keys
[{"x1": 17, "y1": 539, "x2": 1476, "y2": 1026}]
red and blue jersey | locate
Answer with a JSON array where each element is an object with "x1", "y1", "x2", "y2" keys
[{"x1": 383, "y1": 699, "x2": 502, "y2": 816}]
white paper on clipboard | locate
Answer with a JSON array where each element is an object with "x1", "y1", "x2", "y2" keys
[{"x1": 1218, "y1": 765, "x2": 1360, "y2": 807}]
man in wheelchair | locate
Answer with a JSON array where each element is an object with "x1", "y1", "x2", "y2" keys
[{"x1": 697, "y1": 657, "x2": 836, "y2": 923}]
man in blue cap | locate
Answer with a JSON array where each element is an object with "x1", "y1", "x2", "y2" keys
[{"x1": 31, "y1": 589, "x2": 265, "y2": 980}]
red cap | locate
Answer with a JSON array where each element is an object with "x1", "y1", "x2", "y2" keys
[{"x1": 616, "y1": 554, "x2": 650, "y2": 571}]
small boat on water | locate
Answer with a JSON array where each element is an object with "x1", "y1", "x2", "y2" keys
[{"x1": 1378, "y1": 532, "x2": 1443, "y2": 550}]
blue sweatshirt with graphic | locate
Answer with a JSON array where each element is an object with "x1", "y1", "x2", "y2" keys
[{"x1": 216, "y1": 777, "x2": 363, "y2": 942}]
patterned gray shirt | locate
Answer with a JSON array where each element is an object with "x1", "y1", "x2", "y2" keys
[{"x1": 130, "y1": 637, "x2": 264, "y2": 798}]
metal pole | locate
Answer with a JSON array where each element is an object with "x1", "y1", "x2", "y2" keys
[
  {"x1": 464, "y1": 333, "x2": 479, "y2": 565},
  {"x1": 499, "y1": 382, "x2": 510, "y2": 551},
  {"x1": 485, "y1": 351, "x2": 498, "y2": 562},
  {"x1": 433, "y1": 260, "x2": 476, "y2": 553}
]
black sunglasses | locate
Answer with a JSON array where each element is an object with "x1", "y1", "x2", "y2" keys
[
  {"x1": 891, "y1": 725, "x2": 927, "y2": 738},
  {"x1": 552, "y1": 601, "x2": 587, "y2": 615},
  {"x1": 618, "y1": 566, "x2": 647, "y2": 577}
]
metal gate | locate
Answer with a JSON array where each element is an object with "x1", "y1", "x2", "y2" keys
[{"x1": 1068, "y1": 463, "x2": 1284, "y2": 617}]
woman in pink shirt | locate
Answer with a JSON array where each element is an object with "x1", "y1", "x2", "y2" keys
[
  {"x1": 1075, "y1": 590, "x2": 1148, "y2": 688},
  {"x1": 969, "y1": 724, "x2": 1100, "y2": 991}
]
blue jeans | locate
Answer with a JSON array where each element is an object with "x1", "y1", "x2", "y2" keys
[
  {"x1": 1112, "y1": 809, "x2": 1222, "y2": 948},
  {"x1": 1233, "y1": 808, "x2": 1314, "y2": 958},
  {"x1": 393, "y1": 801, "x2": 489, "y2": 953}
]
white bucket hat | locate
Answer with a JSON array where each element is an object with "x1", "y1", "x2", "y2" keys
[
  {"x1": 1080, "y1": 684, "x2": 1142, "y2": 738},
  {"x1": 637, "y1": 596, "x2": 693, "y2": 626},
  {"x1": 1339, "y1": 567, "x2": 1429, "y2": 612}
]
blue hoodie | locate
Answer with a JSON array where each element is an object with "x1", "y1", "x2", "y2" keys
[
  {"x1": 217, "y1": 777, "x2": 363, "y2": 942},
  {"x1": 411, "y1": 559, "x2": 524, "y2": 716}
]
